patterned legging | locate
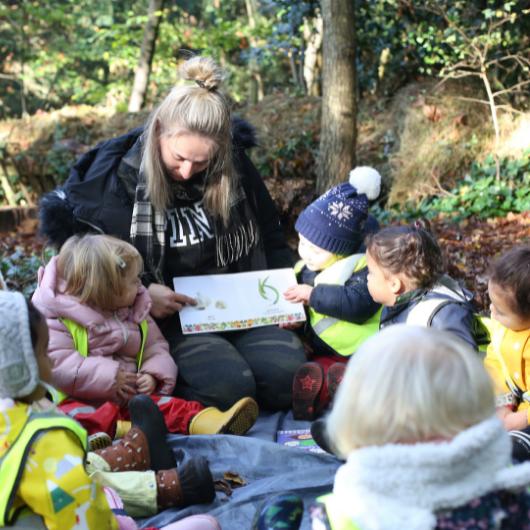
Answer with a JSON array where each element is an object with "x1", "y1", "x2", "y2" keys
[{"x1": 161, "y1": 323, "x2": 307, "y2": 411}]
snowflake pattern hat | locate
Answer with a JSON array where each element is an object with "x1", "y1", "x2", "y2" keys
[
  {"x1": 0, "y1": 291, "x2": 40, "y2": 398},
  {"x1": 295, "y1": 166, "x2": 381, "y2": 255}
]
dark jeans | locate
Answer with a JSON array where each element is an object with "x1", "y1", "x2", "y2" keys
[{"x1": 162, "y1": 323, "x2": 307, "y2": 411}]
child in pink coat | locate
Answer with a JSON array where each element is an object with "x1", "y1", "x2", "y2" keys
[{"x1": 32, "y1": 234, "x2": 258, "y2": 440}]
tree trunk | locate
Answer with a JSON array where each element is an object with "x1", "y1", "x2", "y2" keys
[
  {"x1": 128, "y1": 0, "x2": 165, "y2": 112},
  {"x1": 317, "y1": 0, "x2": 356, "y2": 194},
  {"x1": 245, "y1": 0, "x2": 264, "y2": 103},
  {"x1": 303, "y1": 10, "x2": 323, "y2": 96}
]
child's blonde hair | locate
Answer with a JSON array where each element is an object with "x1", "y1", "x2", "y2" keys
[
  {"x1": 327, "y1": 325, "x2": 495, "y2": 459},
  {"x1": 57, "y1": 234, "x2": 143, "y2": 310}
]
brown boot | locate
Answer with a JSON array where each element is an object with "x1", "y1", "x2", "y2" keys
[
  {"x1": 94, "y1": 427, "x2": 150, "y2": 471},
  {"x1": 156, "y1": 457, "x2": 215, "y2": 509}
]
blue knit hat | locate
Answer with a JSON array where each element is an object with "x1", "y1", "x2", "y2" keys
[{"x1": 295, "y1": 166, "x2": 381, "y2": 255}]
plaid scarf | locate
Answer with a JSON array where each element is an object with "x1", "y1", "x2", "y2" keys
[{"x1": 129, "y1": 171, "x2": 261, "y2": 284}]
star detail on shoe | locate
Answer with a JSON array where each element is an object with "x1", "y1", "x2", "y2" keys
[{"x1": 300, "y1": 374, "x2": 316, "y2": 391}]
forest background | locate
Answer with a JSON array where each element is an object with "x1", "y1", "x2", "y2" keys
[{"x1": 0, "y1": 0, "x2": 529, "y2": 311}]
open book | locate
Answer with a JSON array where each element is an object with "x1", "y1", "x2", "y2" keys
[{"x1": 173, "y1": 268, "x2": 306, "y2": 334}]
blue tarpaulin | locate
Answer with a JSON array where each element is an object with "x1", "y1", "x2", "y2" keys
[{"x1": 138, "y1": 412, "x2": 341, "y2": 529}]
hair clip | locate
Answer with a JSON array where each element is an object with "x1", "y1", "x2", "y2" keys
[
  {"x1": 195, "y1": 79, "x2": 216, "y2": 92},
  {"x1": 116, "y1": 257, "x2": 126, "y2": 269}
]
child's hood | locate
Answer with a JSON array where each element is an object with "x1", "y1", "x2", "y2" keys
[{"x1": 32, "y1": 256, "x2": 151, "y2": 326}]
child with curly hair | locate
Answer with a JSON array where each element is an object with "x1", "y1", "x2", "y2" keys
[
  {"x1": 484, "y1": 245, "x2": 530, "y2": 461},
  {"x1": 364, "y1": 222, "x2": 477, "y2": 348}
]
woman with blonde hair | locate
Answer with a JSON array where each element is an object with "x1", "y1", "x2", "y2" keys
[
  {"x1": 310, "y1": 325, "x2": 530, "y2": 530},
  {"x1": 39, "y1": 56, "x2": 306, "y2": 411}
]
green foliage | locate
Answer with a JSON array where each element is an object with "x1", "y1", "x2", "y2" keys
[
  {"x1": 376, "y1": 151, "x2": 530, "y2": 223},
  {"x1": 354, "y1": 0, "x2": 529, "y2": 102},
  {"x1": 1, "y1": 247, "x2": 55, "y2": 297},
  {"x1": 1, "y1": 0, "x2": 528, "y2": 118}
]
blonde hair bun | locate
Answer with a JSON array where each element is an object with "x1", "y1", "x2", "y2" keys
[{"x1": 180, "y1": 56, "x2": 225, "y2": 91}]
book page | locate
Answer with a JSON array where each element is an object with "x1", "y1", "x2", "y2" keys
[{"x1": 173, "y1": 268, "x2": 306, "y2": 334}]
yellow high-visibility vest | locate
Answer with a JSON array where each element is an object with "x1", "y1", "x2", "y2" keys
[
  {"x1": 316, "y1": 494, "x2": 363, "y2": 530},
  {"x1": 295, "y1": 255, "x2": 381, "y2": 357},
  {"x1": 49, "y1": 318, "x2": 148, "y2": 404},
  {"x1": 0, "y1": 409, "x2": 87, "y2": 526}
]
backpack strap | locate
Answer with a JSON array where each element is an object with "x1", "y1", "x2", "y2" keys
[
  {"x1": 405, "y1": 280, "x2": 468, "y2": 328},
  {"x1": 406, "y1": 298, "x2": 453, "y2": 327}
]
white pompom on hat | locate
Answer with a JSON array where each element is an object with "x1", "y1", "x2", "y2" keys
[
  {"x1": 348, "y1": 166, "x2": 382, "y2": 201},
  {"x1": 0, "y1": 291, "x2": 40, "y2": 398}
]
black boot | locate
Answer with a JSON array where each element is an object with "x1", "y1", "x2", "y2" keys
[
  {"x1": 128, "y1": 394, "x2": 176, "y2": 472},
  {"x1": 156, "y1": 457, "x2": 215, "y2": 508}
]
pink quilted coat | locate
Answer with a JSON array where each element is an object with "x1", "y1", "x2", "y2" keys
[{"x1": 32, "y1": 257, "x2": 177, "y2": 404}]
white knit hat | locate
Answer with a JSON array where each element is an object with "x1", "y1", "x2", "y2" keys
[{"x1": 0, "y1": 291, "x2": 39, "y2": 398}]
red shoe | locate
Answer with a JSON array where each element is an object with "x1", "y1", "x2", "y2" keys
[
  {"x1": 327, "y1": 362, "x2": 346, "y2": 404},
  {"x1": 292, "y1": 362, "x2": 324, "y2": 421}
]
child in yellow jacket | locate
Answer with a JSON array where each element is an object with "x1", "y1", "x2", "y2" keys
[
  {"x1": 0, "y1": 290, "x2": 219, "y2": 530},
  {"x1": 483, "y1": 245, "x2": 530, "y2": 461}
]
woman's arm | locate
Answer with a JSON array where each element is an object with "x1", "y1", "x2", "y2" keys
[{"x1": 147, "y1": 283, "x2": 197, "y2": 319}]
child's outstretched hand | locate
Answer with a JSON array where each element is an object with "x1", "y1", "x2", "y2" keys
[
  {"x1": 497, "y1": 407, "x2": 529, "y2": 431},
  {"x1": 137, "y1": 373, "x2": 156, "y2": 395},
  {"x1": 116, "y1": 369, "x2": 137, "y2": 401},
  {"x1": 284, "y1": 284, "x2": 313, "y2": 305}
]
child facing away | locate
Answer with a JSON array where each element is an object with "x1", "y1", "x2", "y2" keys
[
  {"x1": 310, "y1": 325, "x2": 530, "y2": 530},
  {"x1": 31, "y1": 234, "x2": 258, "y2": 441},
  {"x1": 0, "y1": 290, "x2": 220, "y2": 530},
  {"x1": 364, "y1": 222, "x2": 478, "y2": 348},
  {"x1": 484, "y1": 245, "x2": 530, "y2": 461},
  {"x1": 283, "y1": 167, "x2": 383, "y2": 420}
]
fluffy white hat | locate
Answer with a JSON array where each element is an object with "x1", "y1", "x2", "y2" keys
[{"x1": 0, "y1": 291, "x2": 40, "y2": 398}]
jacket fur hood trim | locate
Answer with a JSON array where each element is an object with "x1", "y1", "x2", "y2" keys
[{"x1": 333, "y1": 416, "x2": 530, "y2": 530}]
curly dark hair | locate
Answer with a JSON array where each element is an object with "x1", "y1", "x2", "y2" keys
[
  {"x1": 365, "y1": 222, "x2": 445, "y2": 289},
  {"x1": 488, "y1": 245, "x2": 530, "y2": 318}
]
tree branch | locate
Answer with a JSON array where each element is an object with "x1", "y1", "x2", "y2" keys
[{"x1": 493, "y1": 79, "x2": 530, "y2": 97}]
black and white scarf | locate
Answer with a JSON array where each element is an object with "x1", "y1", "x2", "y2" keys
[{"x1": 129, "y1": 171, "x2": 261, "y2": 284}]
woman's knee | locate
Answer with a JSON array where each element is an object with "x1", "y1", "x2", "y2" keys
[
  {"x1": 170, "y1": 334, "x2": 257, "y2": 409},
  {"x1": 232, "y1": 327, "x2": 307, "y2": 410}
]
